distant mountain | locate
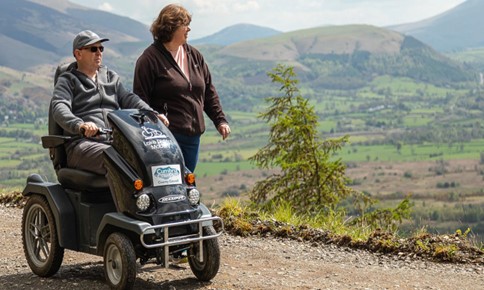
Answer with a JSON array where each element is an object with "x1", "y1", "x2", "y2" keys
[
  {"x1": 0, "y1": 1, "x2": 477, "y2": 114},
  {"x1": 198, "y1": 25, "x2": 475, "y2": 111},
  {"x1": 389, "y1": 0, "x2": 484, "y2": 52},
  {"x1": 190, "y1": 23, "x2": 281, "y2": 46},
  {"x1": 219, "y1": 25, "x2": 406, "y2": 61},
  {"x1": 0, "y1": 0, "x2": 151, "y2": 70}
]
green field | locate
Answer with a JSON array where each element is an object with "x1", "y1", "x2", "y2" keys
[{"x1": 337, "y1": 140, "x2": 484, "y2": 162}]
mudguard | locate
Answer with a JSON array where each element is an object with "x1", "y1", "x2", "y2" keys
[
  {"x1": 22, "y1": 174, "x2": 78, "y2": 250},
  {"x1": 199, "y1": 203, "x2": 215, "y2": 227},
  {"x1": 97, "y1": 212, "x2": 153, "y2": 238}
]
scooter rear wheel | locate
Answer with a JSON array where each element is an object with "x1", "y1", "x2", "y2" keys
[
  {"x1": 103, "y1": 232, "x2": 137, "y2": 290},
  {"x1": 188, "y1": 225, "x2": 221, "y2": 281},
  {"x1": 22, "y1": 194, "x2": 64, "y2": 277}
]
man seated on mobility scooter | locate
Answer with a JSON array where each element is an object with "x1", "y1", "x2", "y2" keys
[{"x1": 21, "y1": 30, "x2": 223, "y2": 290}]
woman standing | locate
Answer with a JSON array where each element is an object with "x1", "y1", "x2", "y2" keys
[{"x1": 133, "y1": 4, "x2": 230, "y2": 172}]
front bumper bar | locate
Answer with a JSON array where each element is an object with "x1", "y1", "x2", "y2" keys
[{"x1": 139, "y1": 216, "x2": 224, "y2": 268}]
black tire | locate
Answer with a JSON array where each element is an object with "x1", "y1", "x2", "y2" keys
[
  {"x1": 22, "y1": 194, "x2": 64, "y2": 277},
  {"x1": 188, "y1": 225, "x2": 221, "y2": 281},
  {"x1": 103, "y1": 232, "x2": 137, "y2": 290}
]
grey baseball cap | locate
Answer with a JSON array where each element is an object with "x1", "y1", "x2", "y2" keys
[{"x1": 72, "y1": 30, "x2": 109, "y2": 52}]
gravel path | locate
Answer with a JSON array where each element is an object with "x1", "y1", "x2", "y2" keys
[{"x1": 1, "y1": 205, "x2": 483, "y2": 290}]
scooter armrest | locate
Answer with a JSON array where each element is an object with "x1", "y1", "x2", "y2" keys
[{"x1": 41, "y1": 135, "x2": 72, "y2": 149}]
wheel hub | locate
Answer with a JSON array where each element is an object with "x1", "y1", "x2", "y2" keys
[{"x1": 110, "y1": 259, "x2": 118, "y2": 269}]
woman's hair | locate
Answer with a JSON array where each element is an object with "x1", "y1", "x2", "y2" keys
[{"x1": 150, "y1": 4, "x2": 191, "y2": 42}]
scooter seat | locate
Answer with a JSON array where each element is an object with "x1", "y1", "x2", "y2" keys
[{"x1": 57, "y1": 167, "x2": 109, "y2": 192}]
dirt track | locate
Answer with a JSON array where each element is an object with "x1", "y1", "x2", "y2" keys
[{"x1": 1, "y1": 205, "x2": 484, "y2": 290}]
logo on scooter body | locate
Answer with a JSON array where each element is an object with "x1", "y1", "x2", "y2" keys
[
  {"x1": 159, "y1": 195, "x2": 186, "y2": 203},
  {"x1": 141, "y1": 126, "x2": 166, "y2": 140},
  {"x1": 151, "y1": 164, "x2": 182, "y2": 186}
]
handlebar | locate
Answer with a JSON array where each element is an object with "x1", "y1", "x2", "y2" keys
[
  {"x1": 97, "y1": 128, "x2": 113, "y2": 135},
  {"x1": 80, "y1": 127, "x2": 113, "y2": 137}
]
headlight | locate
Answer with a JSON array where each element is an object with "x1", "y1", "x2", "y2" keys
[
  {"x1": 187, "y1": 188, "x2": 200, "y2": 205},
  {"x1": 136, "y1": 193, "x2": 151, "y2": 211}
]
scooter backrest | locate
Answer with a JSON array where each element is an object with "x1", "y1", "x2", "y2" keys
[
  {"x1": 47, "y1": 62, "x2": 77, "y2": 171},
  {"x1": 54, "y1": 62, "x2": 77, "y2": 86}
]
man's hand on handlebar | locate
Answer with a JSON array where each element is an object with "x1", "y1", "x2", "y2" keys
[{"x1": 80, "y1": 122, "x2": 100, "y2": 137}]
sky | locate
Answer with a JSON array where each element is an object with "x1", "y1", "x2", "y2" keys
[{"x1": 69, "y1": 0, "x2": 467, "y2": 39}]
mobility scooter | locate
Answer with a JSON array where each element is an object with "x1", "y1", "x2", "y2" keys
[{"x1": 21, "y1": 64, "x2": 223, "y2": 289}]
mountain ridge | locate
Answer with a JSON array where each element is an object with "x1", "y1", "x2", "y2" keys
[
  {"x1": 0, "y1": 0, "x2": 479, "y2": 104},
  {"x1": 389, "y1": 0, "x2": 484, "y2": 52},
  {"x1": 203, "y1": 24, "x2": 472, "y2": 90},
  {"x1": 218, "y1": 25, "x2": 405, "y2": 61},
  {"x1": 2, "y1": 0, "x2": 482, "y2": 71}
]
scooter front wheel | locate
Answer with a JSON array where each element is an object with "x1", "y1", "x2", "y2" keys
[
  {"x1": 22, "y1": 194, "x2": 64, "y2": 277},
  {"x1": 188, "y1": 225, "x2": 221, "y2": 281},
  {"x1": 103, "y1": 232, "x2": 137, "y2": 290}
]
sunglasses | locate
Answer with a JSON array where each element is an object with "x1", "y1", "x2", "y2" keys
[{"x1": 81, "y1": 46, "x2": 104, "y2": 53}]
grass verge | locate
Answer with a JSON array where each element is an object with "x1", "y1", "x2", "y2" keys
[{"x1": 215, "y1": 198, "x2": 484, "y2": 264}]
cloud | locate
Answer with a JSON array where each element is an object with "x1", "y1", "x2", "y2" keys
[
  {"x1": 189, "y1": 0, "x2": 260, "y2": 14},
  {"x1": 97, "y1": 2, "x2": 114, "y2": 12},
  {"x1": 69, "y1": 0, "x2": 466, "y2": 38},
  {"x1": 234, "y1": 1, "x2": 260, "y2": 12}
]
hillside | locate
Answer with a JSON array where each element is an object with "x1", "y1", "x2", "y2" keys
[
  {"x1": 201, "y1": 25, "x2": 475, "y2": 107},
  {"x1": 0, "y1": 0, "x2": 150, "y2": 70},
  {"x1": 2, "y1": 22, "x2": 475, "y2": 116},
  {"x1": 220, "y1": 25, "x2": 405, "y2": 60},
  {"x1": 0, "y1": 0, "x2": 478, "y2": 87},
  {"x1": 390, "y1": 0, "x2": 484, "y2": 52}
]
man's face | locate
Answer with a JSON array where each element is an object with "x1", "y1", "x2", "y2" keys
[{"x1": 76, "y1": 42, "x2": 104, "y2": 69}]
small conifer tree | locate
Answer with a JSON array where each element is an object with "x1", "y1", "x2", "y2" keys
[{"x1": 249, "y1": 64, "x2": 354, "y2": 213}]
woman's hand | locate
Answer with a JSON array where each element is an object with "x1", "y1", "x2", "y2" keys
[
  {"x1": 157, "y1": 114, "x2": 170, "y2": 127},
  {"x1": 218, "y1": 123, "x2": 231, "y2": 140}
]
